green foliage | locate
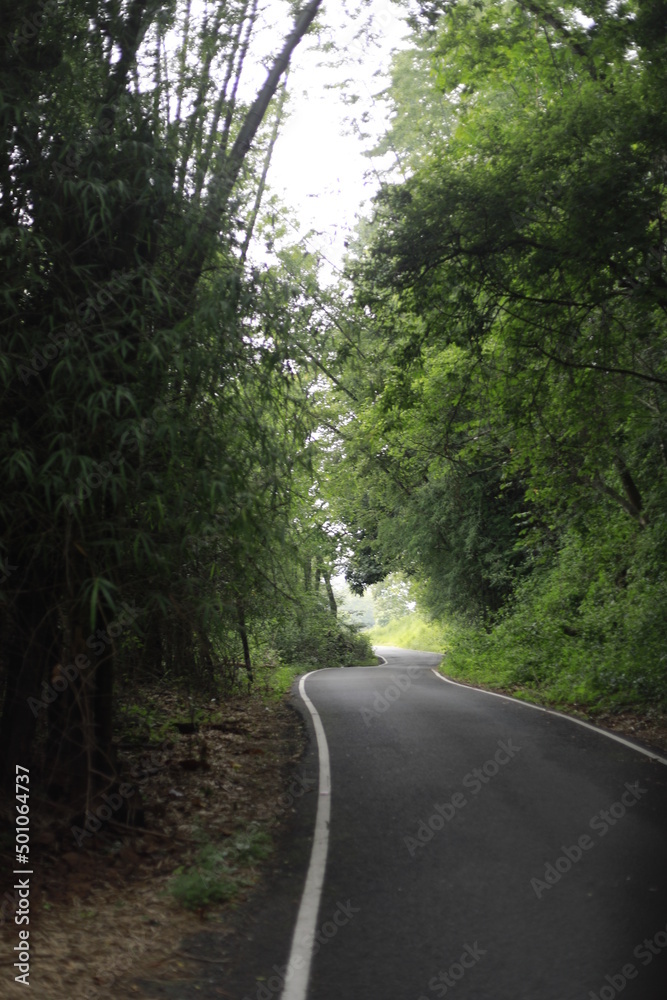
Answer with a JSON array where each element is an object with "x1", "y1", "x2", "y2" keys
[
  {"x1": 258, "y1": 592, "x2": 375, "y2": 670},
  {"x1": 117, "y1": 701, "x2": 174, "y2": 746},
  {"x1": 323, "y1": 0, "x2": 667, "y2": 713},
  {"x1": 3, "y1": 0, "x2": 665, "y2": 816},
  {"x1": 444, "y1": 507, "x2": 667, "y2": 709},
  {"x1": 368, "y1": 612, "x2": 455, "y2": 654},
  {"x1": 0, "y1": 0, "x2": 333, "y2": 799},
  {"x1": 262, "y1": 664, "x2": 303, "y2": 699},
  {"x1": 168, "y1": 825, "x2": 272, "y2": 911},
  {"x1": 370, "y1": 574, "x2": 416, "y2": 627}
]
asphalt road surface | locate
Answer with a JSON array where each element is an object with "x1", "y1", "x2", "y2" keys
[{"x1": 225, "y1": 646, "x2": 667, "y2": 1000}]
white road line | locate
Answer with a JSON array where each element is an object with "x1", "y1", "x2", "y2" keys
[
  {"x1": 431, "y1": 669, "x2": 667, "y2": 767},
  {"x1": 280, "y1": 672, "x2": 332, "y2": 1000}
]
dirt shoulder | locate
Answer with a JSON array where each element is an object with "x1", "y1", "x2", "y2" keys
[
  {"x1": 578, "y1": 706, "x2": 667, "y2": 758},
  {"x1": 0, "y1": 690, "x2": 307, "y2": 1000}
]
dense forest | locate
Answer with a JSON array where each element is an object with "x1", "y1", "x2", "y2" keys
[
  {"x1": 0, "y1": 0, "x2": 372, "y2": 817},
  {"x1": 337, "y1": 0, "x2": 667, "y2": 711},
  {"x1": 1, "y1": 0, "x2": 666, "y2": 830}
]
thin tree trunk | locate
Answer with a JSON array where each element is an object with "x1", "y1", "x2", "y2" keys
[
  {"x1": 240, "y1": 71, "x2": 289, "y2": 266},
  {"x1": 0, "y1": 585, "x2": 57, "y2": 787},
  {"x1": 236, "y1": 599, "x2": 253, "y2": 685},
  {"x1": 174, "y1": 0, "x2": 193, "y2": 127},
  {"x1": 323, "y1": 570, "x2": 338, "y2": 616},
  {"x1": 200, "y1": 0, "x2": 323, "y2": 244},
  {"x1": 176, "y1": 3, "x2": 225, "y2": 197},
  {"x1": 193, "y1": 0, "x2": 255, "y2": 202},
  {"x1": 614, "y1": 454, "x2": 646, "y2": 525}
]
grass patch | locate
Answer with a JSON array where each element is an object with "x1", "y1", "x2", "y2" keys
[
  {"x1": 366, "y1": 592, "x2": 666, "y2": 723},
  {"x1": 264, "y1": 664, "x2": 303, "y2": 699},
  {"x1": 366, "y1": 614, "x2": 597, "y2": 709},
  {"x1": 260, "y1": 649, "x2": 379, "y2": 701},
  {"x1": 367, "y1": 613, "x2": 453, "y2": 653},
  {"x1": 168, "y1": 823, "x2": 272, "y2": 911}
]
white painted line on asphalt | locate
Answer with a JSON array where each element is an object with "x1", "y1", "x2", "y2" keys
[
  {"x1": 280, "y1": 672, "x2": 332, "y2": 1000},
  {"x1": 431, "y1": 669, "x2": 667, "y2": 766}
]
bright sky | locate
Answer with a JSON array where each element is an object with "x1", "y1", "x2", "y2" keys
[
  {"x1": 154, "y1": 0, "x2": 410, "y2": 277},
  {"x1": 261, "y1": 0, "x2": 411, "y2": 276}
]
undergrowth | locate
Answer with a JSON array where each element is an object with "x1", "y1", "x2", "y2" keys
[{"x1": 168, "y1": 824, "x2": 273, "y2": 911}]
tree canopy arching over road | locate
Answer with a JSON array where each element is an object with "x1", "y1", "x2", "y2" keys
[
  {"x1": 1, "y1": 0, "x2": 666, "y2": 838},
  {"x1": 330, "y1": 0, "x2": 667, "y2": 709}
]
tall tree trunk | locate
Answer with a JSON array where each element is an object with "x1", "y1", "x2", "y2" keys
[
  {"x1": 240, "y1": 72, "x2": 289, "y2": 266},
  {"x1": 303, "y1": 556, "x2": 313, "y2": 591},
  {"x1": 0, "y1": 583, "x2": 57, "y2": 787},
  {"x1": 236, "y1": 598, "x2": 253, "y2": 685},
  {"x1": 44, "y1": 615, "x2": 117, "y2": 805},
  {"x1": 189, "y1": 0, "x2": 324, "y2": 276},
  {"x1": 323, "y1": 570, "x2": 338, "y2": 616}
]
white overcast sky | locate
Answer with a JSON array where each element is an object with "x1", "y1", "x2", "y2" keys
[
  {"x1": 258, "y1": 0, "x2": 411, "y2": 275},
  {"x1": 156, "y1": 0, "x2": 411, "y2": 276}
]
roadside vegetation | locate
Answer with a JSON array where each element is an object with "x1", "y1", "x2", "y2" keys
[
  {"x1": 367, "y1": 571, "x2": 667, "y2": 719},
  {"x1": 369, "y1": 611, "x2": 451, "y2": 655},
  {"x1": 336, "y1": 1, "x2": 667, "y2": 724},
  {"x1": 168, "y1": 824, "x2": 273, "y2": 911},
  {"x1": 0, "y1": 0, "x2": 373, "y2": 827},
  {"x1": 1, "y1": 4, "x2": 666, "y2": 988}
]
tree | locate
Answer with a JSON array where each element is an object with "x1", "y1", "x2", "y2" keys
[
  {"x1": 0, "y1": 0, "x2": 324, "y2": 805},
  {"x1": 324, "y1": 0, "x2": 667, "y2": 698}
]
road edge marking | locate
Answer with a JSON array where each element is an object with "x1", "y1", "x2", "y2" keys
[
  {"x1": 431, "y1": 669, "x2": 667, "y2": 766},
  {"x1": 280, "y1": 672, "x2": 332, "y2": 1000}
]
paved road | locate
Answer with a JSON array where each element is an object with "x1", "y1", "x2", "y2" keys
[
  {"x1": 283, "y1": 647, "x2": 667, "y2": 1000},
  {"x1": 218, "y1": 647, "x2": 667, "y2": 1000}
]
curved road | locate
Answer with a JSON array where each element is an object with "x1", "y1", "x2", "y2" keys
[{"x1": 224, "y1": 647, "x2": 667, "y2": 1000}]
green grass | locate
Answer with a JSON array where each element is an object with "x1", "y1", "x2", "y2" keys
[
  {"x1": 263, "y1": 653, "x2": 379, "y2": 701},
  {"x1": 168, "y1": 824, "x2": 272, "y2": 911},
  {"x1": 367, "y1": 613, "x2": 453, "y2": 653},
  {"x1": 264, "y1": 664, "x2": 303, "y2": 699},
  {"x1": 369, "y1": 613, "x2": 664, "y2": 718},
  {"x1": 366, "y1": 613, "x2": 593, "y2": 709}
]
